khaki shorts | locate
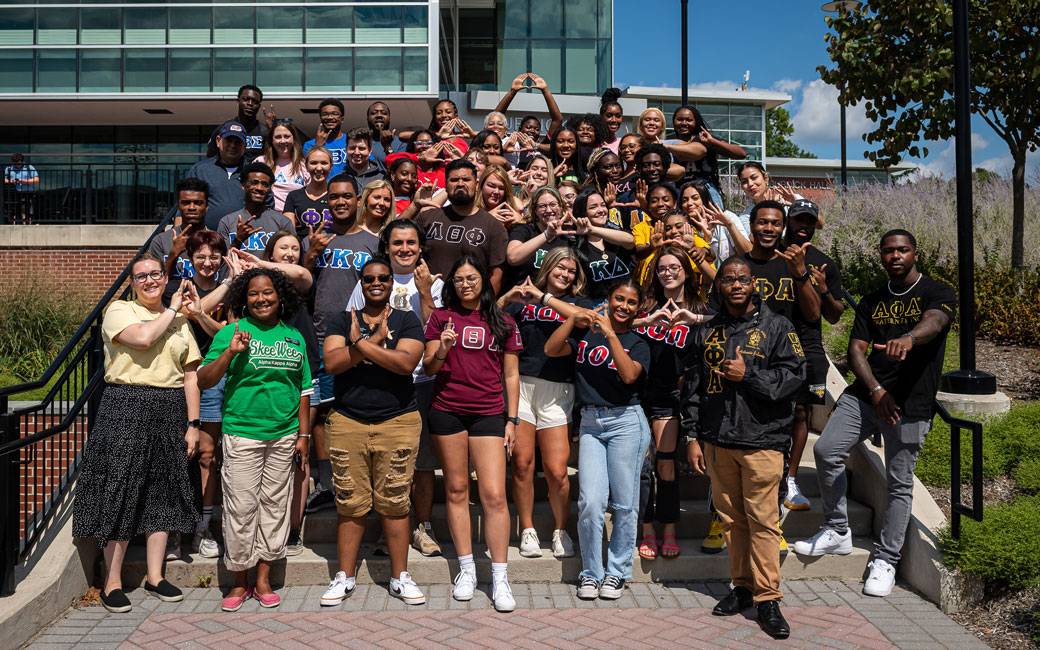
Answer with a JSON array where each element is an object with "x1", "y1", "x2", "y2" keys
[
  {"x1": 326, "y1": 410, "x2": 421, "y2": 517},
  {"x1": 518, "y1": 376, "x2": 575, "y2": 430}
]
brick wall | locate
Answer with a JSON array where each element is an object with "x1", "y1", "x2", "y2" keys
[{"x1": 0, "y1": 248, "x2": 136, "y2": 300}]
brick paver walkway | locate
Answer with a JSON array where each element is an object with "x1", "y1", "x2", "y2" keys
[{"x1": 25, "y1": 581, "x2": 986, "y2": 649}]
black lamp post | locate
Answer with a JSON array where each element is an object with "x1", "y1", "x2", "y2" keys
[
  {"x1": 681, "y1": 0, "x2": 688, "y2": 107},
  {"x1": 822, "y1": 1, "x2": 860, "y2": 189}
]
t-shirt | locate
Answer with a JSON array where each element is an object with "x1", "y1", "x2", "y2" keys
[
  {"x1": 347, "y1": 272, "x2": 444, "y2": 382},
  {"x1": 310, "y1": 228, "x2": 380, "y2": 341},
  {"x1": 4, "y1": 164, "x2": 38, "y2": 191},
  {"x1": 507, "y1": 222, "x2": 573, "y2": 286},
  {"x1": 635, "y1": 301, "x2": 697, "y2": 392},
  {"x1": 208, "y1": 119, "x2": 268, "y2": 160},
  {"x1": 203, "y1": 317, "x2": 313, "y2": 440},
  {"x1": 216, "y1": 208, "x2": 294, "y2": 254},
  {"x1": 253, "y1": 156, "x2": 309, "y2": 212},
  {"x1": 187, "y1": 279, "x2": 229, "y2": 355},
  {"x1": 709, "y1": 211, "x2": 749, "y2": 261},
  {"x1": 795, "y1": 244, "x2": 843, "y2": 354},
  {"x1": 304, "y1": 135, "x2": 348, "y2": 178},
  {"x1": 505, "y1": 295, "x2": 594, "y2": 383},
  {"x1": 743, "y1": 253, "x2": 798, "y2": 323},
  {"x1": 568, "y1": 329, "x2": 650, "y2": 407},
  {"x1": 424, "y1": 306, "x2": 523, "y2": 415},
  {"x1": 845, "y1": 276, "x2": 956, "y2": 419},
  {"x1": 326, "y1": 308, "x2": 425, "y2": 422},
  {"x1": 414, "y1": 207, "x2": 509, "y2": 279},
  {"x1": 573, "y1": 238, "x2": 631, "y2": 299},
  {"x1": 283, "y1": 188, "x2": 331, "y2": 238},
  {"x1": 148, "y1": 225, "x2": 196, "y2": 284},
  {"x1": 101, "y1": 300, "x2": 202, "y2": 389}
]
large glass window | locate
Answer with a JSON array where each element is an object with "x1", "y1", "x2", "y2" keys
[
  {"x1": 214, "y1": 7, "x2": 254, "y2": 44},
  {"x1": 528, "y1": 0, "x2": 562, "y2": 38},
  {"x1": 213, "y1": 49, "x2": 253, "y2": 91},
  {"x1": 79, "y1": 48, "x2": 121, "y2": 91},
  {"x1": 257, "y1": 47, "x2": 302, "y2": 91},
  {"x1": 168, "y1": 48, "x2": 209, "y2": 91},
  {"x1": 0, "y1": 49, "x2": 33, "y2": 92},
  {"x1": 258, "y1": 7, "x2": 302, "y2": 44},
  {"x1": 81, "y1": 8, "x2": 122, "y2": 45},
  {"x1": 730, "y1": 105, "x2": 762, "y2": 131},
  {"x1": 355, "y1": 6, "x2": 401, "y2": 44},
  {"x1": 36, "y1": 49, "x2": 76, "y2": 92},
  {"x1": 403, "y1": 6, "x2": 427, "y2": 43},
  {"x1": 403, "y1": 48, "x2": 426, "y2": 91},
  {"x1": 169, "y1": 8, "x2": 210, "y2": 45},
  {"x1": 306, "y1": 6, "x2": 352, "y2": 44},
  {"x1": 355, "y1": 47, "x2": 401, "y2": 91},
  {"x1": 0, "y1": 9, "x2": 34, "y2": 45},
  {"x1": 563, "y1": 0, "x2": 596, "y2": 38},
  {"x1": 502, "y1": 0, "x2": 528, "y2": 38},
  {"x1": 304, "y1": 47, "x2": 351, "y2": 91},
  {"x1": 38, "y1": 11, "x2": 77, "y2": 46},
  {"x1": 530, "y1": 40, "x2": 561, "y2": 92},
  {"x1": 124, "y1": 48, "x2": 165, "y2": 91},
  {"x1": 564, "y1": 40, "x2": 596, "y2": 94},
  {"x1": 125, "y1": 8, "x2": 166, "y2": 45},
  {"x1": 497, "y1": 40, "x2": 526, "y2": 89}
]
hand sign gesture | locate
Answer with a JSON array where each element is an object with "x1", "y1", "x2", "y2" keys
[
  {"x1": 604, "y1": 182, "x2": 617, "y2": 207},
  {"x1": 552, "y1": 161, "x2": 569, "y2": 179},
  {"x1": 439, "y1": 316, "x2": 457, "y2": 354},
  {"x1": 349, "y1": 307, "x2": 363, "y2": 345},
  {"x1": 414, "y1": 259, "x2": 440, "y2": 294},
  {"x1": 228, "y1": 322, "x2": 252, "y2": 356},
  {"x1": 776, "y1": 241, "x2": 810, "y2": 275},
  {"x1": 650, "y1": 220, "x2": 667, "y2": 249},
  {"x1": 181, "y1": 281, "x2": 203, "y2": 319},
  {"x1": 772, "y1": 183, "x2": 797, "y2": 206},
  {"x1": 715, "y1": 345, "x2": 745, "y2": 381},
  {"x1": 235, "y1": 213, "x2": 261, "y2": 248},
  {"x1": 591, "y1": 304, "x2": 614, "y2": 335},
  {"x1": 307, "y1": 220, "x2": 333, "y2": 253},
  {"x1": 810, "y1": 263, "x2": 827, "y2": 289},
  {"x1": 170, "y1": 223, "x2": 194, "y2": 258},
  {"x1": 635, "y1": 178, "x2": 649, "y2": 211}
]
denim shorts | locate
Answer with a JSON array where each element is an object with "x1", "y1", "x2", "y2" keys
[{"x1": 199, "y1": 374, "x2": 226, "y2": 423}]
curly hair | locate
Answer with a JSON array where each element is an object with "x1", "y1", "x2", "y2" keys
[
  {"x1": 227, "y1": 267, "x2": 302, "y2": 321},
  {"x1": 406, "y1": 129, "x2": 441, "y2": 154},
  {"x1": 565, "y1": 113, "x2": 611, "y2": 148}
]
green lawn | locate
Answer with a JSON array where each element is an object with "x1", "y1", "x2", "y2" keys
[{"x1": 0, "y1": 371, "x2": 61, "y2": 402}]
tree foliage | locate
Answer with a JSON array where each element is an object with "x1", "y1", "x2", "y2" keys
[
  {"x1": 820, "y1": 0, "x2": 1040, "y2": 267},
  {"x1": 766, "y1": 107, "x2": 817, "y2": 158}
]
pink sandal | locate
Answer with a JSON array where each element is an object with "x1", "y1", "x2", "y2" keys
[
  {"x1": 254, "y1": 589, "x2": 281, "y2": 608},
  {"x1": 221, "y1": 587, "x2": 253, "y2": 612}
]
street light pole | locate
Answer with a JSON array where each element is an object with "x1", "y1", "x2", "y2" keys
[
  {"x1": 822, "y1": 2, "x2": 860, "y2": 188},
  {"x1": 681, "y1": 0, "x2": 688, "y2": 107}
]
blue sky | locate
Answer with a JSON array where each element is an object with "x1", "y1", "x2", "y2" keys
[{"x1": 611, "y1": 0, "x2": 1033, "y2": 178}]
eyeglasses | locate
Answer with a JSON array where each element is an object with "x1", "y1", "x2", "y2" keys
[
  {"x1": 273, "y1": 118, "x2": 294, "y2": 125},
  {"x1": 361, "y1": 273, "x2": 392, "y2": 284},
  {"x1": 320, "y1": 111, "x2": 342, "y2": 118},
  {"x1": 535, "y1": 202, "x2": 560, "y2": 213},
  {"x1": 131, "y1": 270, "x2": 165, "y2": 283},
  {"x1": 452, "y1": 276, "x2": 480, "y2": 287},
  {"x1": 191, "y1": 255, "x2": 222, "y2": 263},
  {"x1": 718, "y1": 275, "x2": 754, "y2": 287},
  {"x1": 657, "y1": 264, "x2": 682, "y2": 276}
]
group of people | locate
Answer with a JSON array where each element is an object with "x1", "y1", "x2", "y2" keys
[{"x1": 73, "y1": 80, "x2": 956, "y2": 640}]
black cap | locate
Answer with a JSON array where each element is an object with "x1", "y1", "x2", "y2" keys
[{"x1": 787, "y1": 199, "x2": 819, "y2": 221}]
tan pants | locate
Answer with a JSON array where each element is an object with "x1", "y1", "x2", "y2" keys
[
  {"x1": 705, "y1": 442, "x2": 784, "y2": 603},
  {"x1": 221, "y1": 433, "x2": 296, "y2": 572}
]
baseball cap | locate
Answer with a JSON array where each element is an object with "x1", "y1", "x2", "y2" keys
[
  {"x1": 218, "y1": 122, "x2": 247, "y2": 142},
  {"x1": 787, "y1": 198, "x2": 819, "y2": 221}
]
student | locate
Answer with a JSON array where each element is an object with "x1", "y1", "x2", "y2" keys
[
  {"x1": 206, "y1": 84, "x2": 269, "y2": 160},
  {"x1": 600, "y1": 88, "x2": 625, "y2": 154},
  {"x1": 366, "y1": 101, "x2": 408, "y2": 167},
  {"x1": 671, "y1": 105, "x2": 746, "y2": 206},
  {"x1": 505, "y1": 186, "x2": 573, "y2": 286},
  {"x1": 304, "y1": 98, "x2": 348, "y2": 177},
  {"x1": 344, "y1": 128, "x2": 386, "y2": 190},
  {"x1": 283, "y1": 146, "x2": 331, "y2": 239},
  {"x1": 545, "y1": 278, "x2": 651, "y2": 601},
  {"x1": 570, "y1": 189, "x2": 636, "y2": 299},
  {"x1": 215, "y1": 162, "x2": 293, "y2": 254},
  {"x1": 188, "y1": 122, "x2": 267, "y2": 230},
  {"x1": 149, "y1": 178, "x2": 213, "y2": 303},
  {"x1": 255, "y1": 120, "x2": 307, "y2": 212}
]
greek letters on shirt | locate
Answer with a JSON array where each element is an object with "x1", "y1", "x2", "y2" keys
[
  {"x1": 162, "y1": 254, "x2": 195, "y2": 279},
  {"x1": 299, "y1": 207, "x2": 331, "y2": 229},
  {"x1": 575, "y1": 339, "x2": 627, "y2": 370},
  {"x1": 247, "y1": 337, "x2": 303, "y2": 371},
  {"x1": 585, "y1": 255, "x2": 630, "y2": 283},
  {"x1": 871, "y1": 297, "x2": 925, "y2": 326},
  {"x1": 518, "y1": 303, "x2": 565, "y2": 324},
  {"x1": 315, "y1": 247, "x2": 372, "y2": 270},
  {"x1": 228, "y1": 230, "x2": 275, "y2": 252},
  {"x1": 246, "y1": 135, "x2": 264, "y2": 152},
  {"x1": 634, "y1": 323, "x2": 691, "y2": 348},
  {"x1": 423, "y1": 221, "x2": 488, "y2": 247},
  {"x1": 754, "y1": 276, "x2": 795, "y2": 304},
  {"x1": 460, "y1": 326, "x2": 501, "y2": 351},
  {"x1": 703, "y1": 325, "x2": 727, "y2": 394}
]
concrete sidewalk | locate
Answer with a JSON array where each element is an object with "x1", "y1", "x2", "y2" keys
[{"x1": 24, "y1": 580, "x2": 986, "y2": 649}]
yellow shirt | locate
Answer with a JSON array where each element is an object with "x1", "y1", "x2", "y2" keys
[
  {"x1": 633, "y1": 228, "x2": 710, "y2": 287},
  {"x1": 101, "y1": 300, "x2": 202, "y2": 388}
]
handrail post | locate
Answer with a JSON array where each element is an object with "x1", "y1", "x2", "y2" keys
[
  {"x1": 0, "y1": 413, "x2": 20, "y2": 596},
  {"x1": 951, "y1": 422, "x2": 961, "y2": 539},
  {"x1": 87, "y1": 321, "x2": 103, "y2": 433}
]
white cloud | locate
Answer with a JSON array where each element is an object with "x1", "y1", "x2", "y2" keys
[
  {"x1": 772, "y1": 78, "x2": 803, "y2": 94},
  {"x1": 912, "y1": 135, "x2": 1008, "y2": 179},
  {"x1": 789, "y1": 79, "x2": 873, "y2": 145}
]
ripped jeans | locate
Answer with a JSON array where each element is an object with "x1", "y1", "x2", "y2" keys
[
  {"x1": 326, "y1": 410, "x2": 421, "y2": 517},
  {"x1": 577, "y1": 405, "x2": 651, "y2": 581}
]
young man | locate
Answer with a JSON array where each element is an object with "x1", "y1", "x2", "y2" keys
[
  {"x1": 780, "y1": 199, "x2": 845, "y2": 510},
  {"x1": 188, "y1": 122, "x2": 272, "y2": 230},
  {"x1": 794, "y1": 230, "x2": 956, "y2": 598},
  {"x1": 148, "y1": 177, "x2": 213, "y2": 301},
  {"x1": 215, "y1": 162, "x2": 293, "y2": 254},
  {"x1": 206, "y1": 84, "x2": 269, "y2": 160},
  {"x1": 682, "y1": 256, "x2": 806, "y2": 640},
  {"x1": 366, "y1": 102, "x2": 408, "y2": 168},
  {"x1": 304, "y1": 98, "x2": 347, "y2": 177},
  {"x1": 4, "y1": 153, "x2": 39, "y2": 224},
  {"x1": 344, "y1": 128, "x2": 386, "y2": 190},
  {"x1": 413, "y1": 159, "x2": 508, "y2": 292}
]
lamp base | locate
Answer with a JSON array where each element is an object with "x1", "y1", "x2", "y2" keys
[{"x1": 940, "y1": 369, "x2": 997, "y2": 395}]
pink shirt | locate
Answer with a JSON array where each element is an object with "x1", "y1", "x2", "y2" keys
[{"x1": 254, "y1": 156, "x2": 309, "y2": 212}]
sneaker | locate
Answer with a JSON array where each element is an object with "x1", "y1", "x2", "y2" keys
[
  {"x1": 412, "y1": 524, "x2": 442, "y2": 557},
  {"x1": 452, "y1": 570, "x2": 476, "y2": 601},
  {"x1": 863, "y1": 558, "x2": 896, "y2": 597},
  {"x1": 192, "y1": 529, "x2": 221, "y2": 559},
  {"x1": 285, "y1": 529, "x2": 304, "y2": 556},
  {"x1": 701, "y1": 516, "x2": 727, "y2": 554},
  {"x1": 551, "y1": 529, "x2": 575, "y2": 558},
  {"x1": 778, "y1": 523, "x2": 788, "y2": 557},
  {"x1": 519, "y1": 528, "x2": 542, "y2": 557},
  {"x1": 321, "y1": 571, "x2": 355, "y2": 606},
  {"x1": 144, "y1": 579, "x2": 184, "y2": 603},
  {"x1": 305, "y1": 487, "x2": 335, "y2": 514},
  {"x1": 784, "y1": 476, "x2": 811, "y2": 510},
  {"x1": 491, "y1": 573, "x2": 516, "y2": 612},
  {"x1": 374, "y1": 535, "x2": 389, "y2": 556},
  {"x1": 389, "y1": 571, "x2": 426, "y2": 605},
  {"x1": 599, "y1": 575, "x2": 625, "y2": 599},
  {"x1": 164, "y1": 532, "x2": 182, "y2": 560},
  {"x1": 100, "y1": 588, "x2": 133, "y2": 613},
  {"x1": 793, "y1": 527, "x2": 853, "y2": 557},
  {"x1": 576, "y1": 575, "x2": 600, "y2": 600}
]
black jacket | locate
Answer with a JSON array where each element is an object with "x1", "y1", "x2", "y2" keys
[{"x1": 681, "y1": 299, "x2": 806, "y2": 453}]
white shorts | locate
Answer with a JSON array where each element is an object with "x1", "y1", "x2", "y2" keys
[{"x1": 518, "y1": 376, "x2": 575, "y2": 430}]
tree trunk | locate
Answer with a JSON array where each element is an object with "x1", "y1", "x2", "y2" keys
[{"x1": 1011, "y1": 147, "x2": 1026, "y2": 269}]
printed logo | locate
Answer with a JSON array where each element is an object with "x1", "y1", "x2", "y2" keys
[
  {"x1": 247, "y1": 338, "x2": 303, "y2": 371},
  {"x1": 703, "y1": 326, "x2": 727, "y2": 394},
  {"x1": 461, "y1": 325, "x2": 498, "y2": 351},
  {"x1": 246, "y1": 135, "x2": 263, "y2": 150},
  {"x1": 872, "y1": 297, "x2": 923, "y2": 326},
  {"x1": 300, "y1": 207, "x2": 331, "y2": 228},
  {"x1": 392, "y1": 287, "x2": 411, "y2": 311},
  {"x1": 586, "y1": 256, "x2": 630, "y2": 283},
  {"x1": 787, "y1": 332, "x2": 805, "y2": 357},
  {"x1": 520, "y1": 304, "x2": 564, "y2": 324},
  {"x1": 316, "y1": 248, "x2": 372, "y2": 270},
  {"x1": 424, "y1": 222, "x2": 487, "y2": 247},
  {"x1": 754, "y1": 277, "x2": 795, "y2": 303}
]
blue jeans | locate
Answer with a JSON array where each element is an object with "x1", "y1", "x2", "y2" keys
[{"x1": 577, "y1": 405, "x2": 651, "y2": 581}]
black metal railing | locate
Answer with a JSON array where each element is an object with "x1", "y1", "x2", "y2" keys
[
  {"x1": 0, "y1": 207, "x2": 176, "y2": 596},
  {"x1": 841, "y1": 289, "x2": 983, "y2": 538}
]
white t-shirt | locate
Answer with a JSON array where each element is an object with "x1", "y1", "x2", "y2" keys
[{"x1": 709, "y1": 209, "x2": 750, "y2": 261}]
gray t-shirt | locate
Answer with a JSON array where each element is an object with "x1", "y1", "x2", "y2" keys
[
  {"x1": 308, "y1": 228, "x2": 380, "y2": 341},
  {"x1": 216, "y1": 208, "x2": 294, "y2": 253},
  {"x1": 148, "y1": 226, "x2": 194, "y2": 282}
]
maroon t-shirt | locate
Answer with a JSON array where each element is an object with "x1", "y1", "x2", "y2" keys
[{"x1": 425, "y1": 305, "x2": 523, "y2": 415}]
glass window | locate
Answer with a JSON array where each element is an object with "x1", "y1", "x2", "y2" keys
[
  {"x1": 0, "y1": 49, "x2": 33, "y2": 92},
  {"x1": 306, "y1": 6, "x2": 352, "y2": 44},
  {"x1": 597, "y1": 39, "x2": 610, "y2": 96},
  {"x1": 257, "y1": 47, "x2": 302, "y2": 91},
  {"x1": 403, "y1": 48, "x2": 427, "y2": 91},
  {"x1": 403, "y1": 6, "x2": 427, "y2": 43},
  {"x1": 213, "y1": 49, "x2": 254, "y2": 91},
  {"x1": 0, "y1": 9, "x2": 34, "y2": 46},
  {"x1": 742, "y1": 145, "x2": 762, "y2": 161},
  {"x1": 355, "y1": 47, "x2": 401, "y2": 91},
  {"x1": 530, "y1": 40, "x2": 561, "y2": 93},
  {"x1": 497, "y1": 40, "x2": 527, "y2": 90},
  {"x1": 502, "y1": 0, "x2": 528, "y2": 38},
  {"x1": 125, "y1": 8, "x2": 166, "y2": 45},
  {"x1": 124, "y1": 48, "x2": 165, "y2": 91},
  {"x1": 563, "y1": 40, "x2": 595, "y2": 94},
  {"x1": 81, "y1": 8, "x2": 121, "y2": 45},
  {"x1": 168, "y1": 48, "x2": 210, "y2": 91},
  {"x1": 355, "y1": 6, "x2": 401, "y2": 44},
  {"x1": 73, "y1": 125, "x2": 114, "y2": 164},
  {"x1": 729, "y1": 104, "x2": 762, "y2": 131},
  {"x1": 563, "y1": 0, "x2": 595, "y2": 38},
  {"x1": 729, "y1": 131, "x2": 762, "y2": 147},
  {"x1": 258, "y1": 6, "x2": 302, "y2": 44},
  {"x1": 597, "y1": 0, "x2": 611, "y2": 39},
  {"x1": 79, "y1": 48, "x2": 120, "y2": 91},
  {"x1": 158, "y1": 125, "x2": 205, "y2": 155},
  {"x1": 529, "y1": 0, "x2": 562, "y2": 38},
  {"x1": 214, "y1": 6, "x2": 254, "y2": 44},
  {"x1": 304, "y1": 47, "x2": 351, "y2": 92},
  {"x1": 36, "y1": 49, "x2": 76, "y2": 92},
  {"x1": 38, "y1": 11, "x2": 77, "y2": 46},
  {"x1": 169, "y1": 8, "x2": 209, "y2": 45}
]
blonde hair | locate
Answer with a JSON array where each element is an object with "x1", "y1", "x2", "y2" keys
[
  {"x1": 475, "y1": 165, "x2": 522, "y2": 212},
  {"x1": 636, "y1": 107, "x2": 667, "y2": 139},
  {"x1": 261, "y1": 123, "x2": 306, "y2": 181},
  {"x1": 359, "y1": 179, "x2": 395, "y2": 229},
  {"x1": 524, "y1": 185, "x2": 564, "y2": 225},
  {"x1": 534, "y1": 247, "x2": 586, "y2": 297}
]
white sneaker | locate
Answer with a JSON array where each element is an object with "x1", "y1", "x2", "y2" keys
[
  {"x1": 389, "y1": 571, "x2": 426, "y2": 605},
  {"x1": 793, "y1": 527, "x2": 854, "y2": 557},
  {"x1": 452, "y1": 570, "x2": 476, "y2": 601},
  {"x1": 784, "y1": 477, "x2": 812, "y2": 510},
  {"x1": 321, "y1": 571, "x2": 356, "y2": 606},
  {"x1": 519, "y1": 528, "x2": 542, "y2": 557},
  {"x1": 551, "y1": 529, "x2": 575, "y2": 558},
  {"x1": 165, "y1": 532, "x2": 182, "y2": 560},
  {"x1": 192, "y1": 529, "x2": 221, "y2": 558},
  {"x1": 491, "y1": 573, "x2": 516, "y2": 612},
  {"x1": 863, "y1": 558, "x2": 896, "y2": 597}
]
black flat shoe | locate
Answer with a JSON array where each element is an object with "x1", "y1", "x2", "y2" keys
[
  {"x1": 757, "y1": 600, "x2": 790, "y2": 639},
  {"x1": 712, "y1": 586, "x2": 753, "y2": 616},
  {"x1": 100, "y1": 588, "x2": 133, "y2": 613},
  {"x1": 145, "y1": 579, "x2": 184, "y2": 602}
]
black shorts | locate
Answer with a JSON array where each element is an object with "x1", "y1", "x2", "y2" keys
[
  {"x1": 429, "y1": 407, "x2": 505, "y2": 437},
  {"x1": 642, "y1": 386, "x2": 681, "y2": 421},
  {"x1": 798, "y1": 351, "x2": 829, "y2": 406}
]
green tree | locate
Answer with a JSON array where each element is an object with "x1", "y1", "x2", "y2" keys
[
  {"x1": 821, "y1": 1, "x2": 1040, "y2": 268},
  {"x1": 766, "y1": 107, "x2": 818, "y2": 158}
]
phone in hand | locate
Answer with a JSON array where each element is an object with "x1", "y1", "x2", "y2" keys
[{"x1": 294, "y1": 451, "x2": 302, "y2": 469}]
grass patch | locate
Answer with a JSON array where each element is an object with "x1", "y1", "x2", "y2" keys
[
  {"x1": 939, "y1": 493, "x2": 1040, "y2": 590},
  {"x1": 0, "y1": 371, "x2": 61, "y2": 402},
  {"x1": 0, "y1": 281, "x2": 92, "y2": 383}
]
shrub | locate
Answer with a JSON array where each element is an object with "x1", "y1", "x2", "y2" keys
[
  {"x1": 973, "y1": 267, "x2": 1040, "y2": 345},
  {"x1": 1015, "y1": 457, "x2": 1040, "y2": 494},
  {"x1": 0, "y1": 281, "x2": 92, "y2": 381},
  {"x1": 939, "y1": 493, "x2": 1040, "y2": 590}
]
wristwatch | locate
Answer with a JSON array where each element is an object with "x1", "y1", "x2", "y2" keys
[
  {"x1": 506, "y1": 416, "x2": 520, "y2": 425},
  {"x1": 186, "y1": 419, "x2": 202, "y2": 428},
  {"x1": 795, "y1": 270, "x2": 811, "y2": 283}
]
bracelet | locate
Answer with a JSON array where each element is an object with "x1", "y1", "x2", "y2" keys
[
  {"x1": 298, "y1": 434, "x2": 311, "y2": 439},
  {"x1": 870, "y1": 385, "x2": 884, "y2": 395},
  {"x1": 820, "y1": 289, "x2": 831, "y2": 298},
  {"x1": 166, "y1": 307, "x2": 177, "y2": 315},
  {"x1": 541, "y1": 293, "x2": 551, "y2": 306},
  {"x1": 435, "y1": 352, "x2": 447, "y2": 360},
  {"x1": 221, "y1": 278, "x2": 233, "y2": 287},
  {"x1": 901, "y1": 331, "x2": 917, "y2": 344},
  {"x1": 543, "y1": 228, "x2": 553, "y2": 241}
]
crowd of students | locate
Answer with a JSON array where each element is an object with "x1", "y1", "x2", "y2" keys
[{"x1": 73, "y1": 80, "x2": 957, "y2": 640}]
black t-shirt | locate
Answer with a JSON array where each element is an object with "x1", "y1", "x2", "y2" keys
[
  {"x1": 284, "y1": 188, "x2": 331, "y2": 239},
  {"x1": 326, "y1": 308, "x2": 425, "y2": 422},
  {"x1": 285, "y1": 305, "x2": 321, "y2": 377},
  {"x1": 614, "y1": 170, "x2": 638, "y2": 205},
  {"x1": 795, "y1": 244, "x2": 843, "y2": 354},
  {"x1": 845, "y1": 275, "x2": 956, "y2": 419},
  {"x1": 574, "y1": 238, "x2": 631, "y2": 299},
  {"x1": 569, "y1": 329, "x2": 650, "y2": 407},
  {"x1": 505, "y1": 295, "x2": 594, "y2": 383},
  {"x1": 635, "y1": 301, "x2": 697, "y2": 393},
  {"x1": 187, "y1": 280, "x2": 229, "y2": 355},
  {"x1": 506, "y1": 222, "x2": 573, "y2": 287},
  {"x1": 743, "y1": 253, "x2": 798, "y2": 323}
]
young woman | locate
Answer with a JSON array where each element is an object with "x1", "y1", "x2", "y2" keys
[
  {"x1": 475, "y1": 165, "x2": 524, "y2": 230},
  {"x1": 320, "y1": 257, "x2": 428, "y2": 607},
  {"x1": 544, "y1": 278, "x2": 651, "y2": 600},
  {"x1": 506, "y1": 186, "x2": 572, "y2": 285},
  {"x1": 470, "y1": 130, "x2": 510, "y2": 168},
  {"x1": 464, "y1": 148, "x2": 489, "y2": 177},
  {"x1": 257, "y1": 121, "x2": 308, "y2": 212},
  {"x1": 557, "y1": 180, "x2": 581, "y2": 216},
  {"x1": 388, "y1": 154, "x2": 418, "y2": 215},
  {"x1": 73, "y1": 254, "x2": 201, "y2": 613},
  {"x1": 672, "y1": 105, "x2": 745, "y2": 206},
  {"x1": 407, "y1": 129, "x2": 449, "y2": 189},
  {"x1": 614, "y1": 134, "x2": 644, "y2": 205},
  {"x1": 198, "y1": 268, "x2": 312, "y2": 612},
  {"x1": 566, "y1": 114, "x2": 611, "y2": 150},
  {"x1": 680, "y1": 180, "x2": 750, "y2": 262},
  {"x1": 600, "y1": 88, "x2": 625, "y2": 154},
  {"x1": 423, "y1": 256, "x2": 522, "y2": 612},
  {"x1": 586, "y1": 149, "x2": 624, "y2": 196},
  {"x1": 735, "y1": 161, "x2": 808, "y2": 231},
  {"x1": 283, "y1": 146, "x2": 332, "y2": 238},
  {"x1": 357, "y1": 179, "x2": 395, "y2": 233},
  {"x1": 492, "y1": 72, "x2": 564, "y2": 147},
  {"x1": 571, "y1": 189, "x2": 636, "y2": 300},
  {"x1": 549, "y1": 128, "x2": 586, "y2": 184},
  {"x1": 499, "y1": 248, "x2": 591, "y2": 559}
]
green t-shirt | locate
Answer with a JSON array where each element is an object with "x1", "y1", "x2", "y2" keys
[{"x1": 203, "y1": 317, "x2": 313, "y2": 440}]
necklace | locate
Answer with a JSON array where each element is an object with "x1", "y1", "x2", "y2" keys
[{"x1": 887, "y1": 274, "x2": 922, "y2": 296}]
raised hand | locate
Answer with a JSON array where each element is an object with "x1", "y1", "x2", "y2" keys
[
  {"x1": 170, "y1": 223, "x2": 194, "y2": 258},
  {"x1": 776, "y1": 241, "x2": 810, "y2": 275},
  {"x1": 315, "y1": 123, "x2": 331, "y2": 146},
  {"x1": 414, "y1": 259, "x2": 440, "y2": 294},
  {"x1": 773, "y1": 182, "x2": 797, "y2": 206},
  {"x1": 555, "y1": 215, "x2": 578, "y2": 238},
  {"x1": 235, "y1": 214, "x2": 261, "y2": 248},
  {"x1": 552, "y1": 161, "x2": 569, "y2": 179},
  {"x1": 436, "y1": 120, "x2": 458, "y2": 140},
  {"x1": 530, "y1": 73, "x2": 548, "y2": 90},
  {"x1": 491, "y1": 203, "x2": 521, "y2": 228},
  {"x1": 349, "y1": 307, "x2": 363, "y2": 345},
  {"x1": 263, "y1": 104, "x2": 277, "y2": 128},
  {"x1": 650, "y1": 220, "x2": 666, "y2": 249},
  {"x1": 442, "y1": 141, "x2": 464, "y2": 161},
  {"x1": 380, "y1": 128, "x2": 397, "y2": 149},
  {"x1": 703, "y1": 203, "x2": 729, "y2": 229},
  {"x1": 688, "y1": 245, "x2": 709, "y2": 264},
  {"x1": 521, "y1": 276, "x2": 543, "y2": 303},
  {"x1": 574, "y1": 309, "x2": 598, "y2": 329},
  {"x1": 455, "y1": 118, "x2": 478, "y2": 138},
  {"x1": 223, "y1": 253, "x2": 243, "y2": 279},
  {"x1": 370, "y1": 304, "x2": 392, "y2": 345},
  {"x1": 307, "y1": 220, "x2": 333, "y2": 254},
  {"x1": 574, "y1": 216, "x2": 592, "y2": 236},
  {"x1": 507, "y1": 166, "x2": 527, "y2": 185},
  {"x1": 604, "y1": 182, "x2": 617, "y2": 207},
  {"x1": 510, "y1": 73, "x2": 529, "y2": 92},
  {"x1": 181, "y1": 281, "x2": 203, "y2": 319},
  {"x1": 810, "y1": 263, "x2": 828, "y2": 289},
  {"x1": 715, "y1": 345, "x2": 745, "y2": 381},
  {"x1": 168, "y1": 279, "x2": 189, "y2": 312},
  {"x1": 232, "y1": 247, "x2": 262, "y2": 266},
  {"x1": 635, "y1": 178, "x2": 649, "y2": 211},
  {"x1": 439, "y1": 316, "x2": 457, "y2": 353},
  {"x1": 591, "y1": 304, "x2": 614, "y2": 335},
  {"x1": 228, "y1": 322, "x2": 252, "y2": 356}
]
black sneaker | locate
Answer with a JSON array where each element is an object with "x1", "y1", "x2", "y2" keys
[
  {"x1": 285, "y1": 528, "x2": 304, "y2": 556},
  {"x1": 145, "y1": 579, "x2": 184, "y2": 603},
  {"x1": 100, "y1": 588, "x2": 133, "y2": 613},
  {"x1": 576, "y1": 576, "x2": 600, "y2": 600},
  {"x1": 305, "y1": 488, "x2": 335, "y2": 514},
  {"x1": 757, "y1": 600, "x2": 790, "y2": 639},
  {"x1": 599, "y1": 575, "x2": 625, "y2": 599}
]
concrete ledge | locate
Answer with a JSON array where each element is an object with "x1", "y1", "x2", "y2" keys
[
  {"x1": 0, "y1": 225, "x2": 155, "y2": 248},
  {"x1": 936, "y1": 390, "x2": 1011, "y2": 417}
]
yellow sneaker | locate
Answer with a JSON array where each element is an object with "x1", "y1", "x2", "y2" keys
[
  {"x1": 700, "y1": 516, "x2": 727, "y2": 554},
  {"x1": 778, "y1": 522, "x2": 788, "y2": 557}
]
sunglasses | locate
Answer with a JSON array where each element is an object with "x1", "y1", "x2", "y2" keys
[
  {"x1": 361, "y1": 273, "x2": 392, "y2": 284},
  {"x1": 273, "y1": 118, "x2": 293, "y2": 125}
]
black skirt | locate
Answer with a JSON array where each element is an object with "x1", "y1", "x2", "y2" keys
[{"x1": 73, "y1": 383, "x2": 201, "y2": 546}]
